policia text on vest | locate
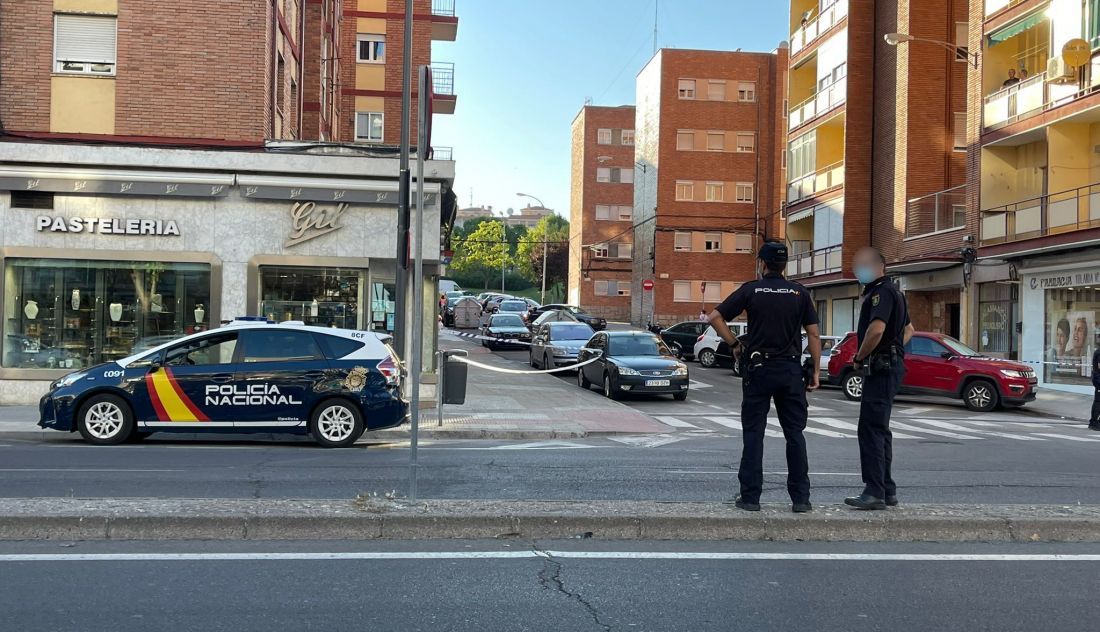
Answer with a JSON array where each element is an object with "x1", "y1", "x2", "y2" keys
[{"x1": 707, "y1": 241, "x2": 821, "y2": 514}]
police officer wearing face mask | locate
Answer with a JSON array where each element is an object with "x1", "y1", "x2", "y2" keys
[
  {"x1": 708, "y1": 240, "x2": 821, "y2": 513},
  {"x1": 845, "y1": 247, "x2": 915, "y2": 510}
]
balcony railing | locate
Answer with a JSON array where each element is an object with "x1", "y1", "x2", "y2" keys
[
  {"x1": 983, "y1": 72, "x2": 1046, "y2": 129},
  {"x1": 788, "y1": 245, "x2": 843, "y2": 279},
  {"x1": 431, "y1": 146, "x2": 453, "y2": 160},
  {"x1": 431, "y1": 0, "x2": 456, "y2": 17},
  {"x1": 906, "y1": 185, "x2": 967, "y2": 239},
  {"x1": 788, "y1": 160, "x2": 844, "y2": 205},
  {"x1": 790, "y1": 0, "x2": 848, "y2": 56},
  {"x1": 981, "y1": 183, "x2": 1100, "y2": 246},
  {"x1": 431, "y1": 62, "x2": 455, "y2": 96},
  {"x1": 788, "y1": 76, "x2": 847, "y2": 131}
]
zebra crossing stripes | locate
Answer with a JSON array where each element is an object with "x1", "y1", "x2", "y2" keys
[
  {"x1": 654, "y1": 416, "x2": 703, "y2": 430},
  {"x1": 917, "y1": 418, "x2": 1044, "y2": 441},
  {"x1": 812, "y1": 417, "x2": 922, "y2": 440},
  {"x1": 768, "y1": 419, "x2": 854, "y2": 439}
]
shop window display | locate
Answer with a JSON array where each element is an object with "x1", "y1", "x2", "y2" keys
[
  {"x1": 3, "y1": 259, "x2": 211, "y2": 370},
  {"x1": 1043, "y1": 287, "x2": 1099, "y2": 386},
  {"x1": 260, "y1": 266, "x2": 365, "y2": 329}
]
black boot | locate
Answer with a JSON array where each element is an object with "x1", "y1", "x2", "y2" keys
[{"x1": 844, "y1": 493, "x2": 887, "y2": 510}]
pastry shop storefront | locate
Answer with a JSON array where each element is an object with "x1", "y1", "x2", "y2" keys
[{"x1": 0, "y1": 143, "x2": 451, "y2": 404}]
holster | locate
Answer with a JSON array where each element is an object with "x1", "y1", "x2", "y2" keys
[
  {"x1": 802, "y1": 357, "x2": 816, "y2": 384},
  {"x1": 865, "y1": 347, "x2": 901, "y2": 375}
]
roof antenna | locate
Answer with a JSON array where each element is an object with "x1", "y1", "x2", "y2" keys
[{"x1": 652, "y1": 0, "x2": 659, "y2": 54}]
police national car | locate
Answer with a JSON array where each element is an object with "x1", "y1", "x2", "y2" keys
[{"x1": 38, "y1": 318, "x2": 407, "y2": 447}]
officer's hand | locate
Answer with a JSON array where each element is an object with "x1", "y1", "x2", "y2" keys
[{"x1": 807, "y1": 373, "x2": 820, "y2": 392}]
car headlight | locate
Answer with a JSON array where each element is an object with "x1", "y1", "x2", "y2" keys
[
  {"x1": 617, "y1": 366, "x2": 640, "y2": 376},
  {"x1": 54, "y1": 371, "x2": 88, "y2": 389},
  {"x1": 672, "y1": 364, "x2": 688, "y2": 376},
  {"x1": 999, "y1": 369, "x2": 1028, "y2": 379},
  {"x1": 551, "y1": 346, "x2": 572, "y2": 357}
]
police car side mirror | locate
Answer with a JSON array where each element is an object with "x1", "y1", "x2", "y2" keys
[
  {"x1": 148, "y1": 358, "x2": 163, "y2": 372},
  {"x1": 941, "y1": 352, "x2": 956, "y2": 361}
]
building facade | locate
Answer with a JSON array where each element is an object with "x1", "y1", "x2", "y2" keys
[
  {"x1": 632, "y1": 49, "x2": 788, "y2": 326},
  {"x1": 970, "y1": 0, "x2": 1100, "y2": 394},
  {"x1": 569, "y1": 105, "x2": 636, "y2": 321},
  {"x1": 0, "y1": 0, "x2": 459, "y2": 403}
]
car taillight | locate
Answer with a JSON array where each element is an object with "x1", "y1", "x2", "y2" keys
[
  {"x1": 696, "y1": 335, "x2": 705, "y2": 342},
  {"x1": 378, "y1": 356, "x2": 400, "y2": 385}
]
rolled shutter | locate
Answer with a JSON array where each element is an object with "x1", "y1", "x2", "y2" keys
[{"x1": 55, "y1": 14, "x2": 117, "y2": 64}]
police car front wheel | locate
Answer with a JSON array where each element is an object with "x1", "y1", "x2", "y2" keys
[
  {"x1": 310, "y1": 400, "x2": 365, "y2": 448},
  {"x1": 77, "y1": 393, "x2": 135, "y2": 445}
]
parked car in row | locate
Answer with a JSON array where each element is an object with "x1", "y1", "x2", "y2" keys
[
  {"x1": 529, "y1": 304, "x2": 606, "y2": 331},
  {"x1": 693, "y1": 322, "x2": 749, "y2": 368},
  {"x1": 658, "y1": 321, "x2": 708, "y2": 360},
  {"x1": 577, "y1": 330, "x2": 688, "y2": 401},
  {"x1": 827, "y1": 331, "x2": 1037, "y2": 412},
  {"x1": 528, "y1": 321, "x2": 595, "y2": 369},
  {"x1": 478, "y1": 313, "x2": 532, "y2": 350}
]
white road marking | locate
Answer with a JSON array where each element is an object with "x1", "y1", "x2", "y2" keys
[
  {"x1": 913, "y1": 419, "x2": 1041, "y2": 442},
  {"x1": 2, "y1": 552, "x2": 1096, "y2": 562},
  {"x1": 707, "y1": 404, "x2": 725, "y2": 411},
  {"x1": 811, "y1": 417, "x2": 921, "y2": 440},
  {"x1": 607, "y1": 435, "x2": 687, "y2": 448},
  {"x1": 890, "y1": 420, "x2": 981, "y2": 440},
  {"x1": 655, "y1": 416, "x2": 701, "y2": 430},
  {"x1": 1032, "y1": 433, "x2": 1100, "y2": 443},
  {"x1": 806, "y1": 405, "x2": 831, "y2": 413},
  {"x1": 768, "y1": 420, "x2": 853, "y2": 439},
  {"x1": 704, "y1": 416, "x2": 743, "y2": 430},
  {"x1": 449, "y1": 441, "x2": 599, "y2": 451},
  {"x1": 933, "y1": 419, "x2": 1046, "y2": 441},
  {"x1": 898, "y1": 407, "x2": 934, "y2": 416},
  {"x1": 0, "y1": 468, "x2": 181, "y2": 473},
  {"x1": 688, "y1": 379, "x2": 713, "y2": 390}
]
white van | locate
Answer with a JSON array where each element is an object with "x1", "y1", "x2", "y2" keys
[{"x1": 439, "y1": 279, "x2": 463, "y2": 295}]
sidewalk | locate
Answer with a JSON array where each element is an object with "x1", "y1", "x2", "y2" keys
[
  {"x1": 3, "y1": 497, "x2": 1100, "y2": 543},
  {"x1": 1025, "y1": 389, "x2": 1095, "y2": 422}
]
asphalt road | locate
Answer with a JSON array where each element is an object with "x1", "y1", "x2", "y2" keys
[
  {"x1": 1, "y1": 335, "x2": 1097, "y2": 505},
  {"x1": 2, "y1": 539, "x2": 1098, "y2": 632}
]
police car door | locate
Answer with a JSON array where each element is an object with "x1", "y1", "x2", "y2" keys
[
  {"x1": 231, "y1": 329, "x2": 328, "y2": 425},
  {"x1": 145, "y1": 332, "x2": 241, "y2": 426}
]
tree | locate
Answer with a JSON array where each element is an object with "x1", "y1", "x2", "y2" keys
[
  {"x1": 517, "y1": 215, "x2": 570, "y2": 293},
  {"x1": 451, "y1": 220, "x2": 508, "y2": 290}
]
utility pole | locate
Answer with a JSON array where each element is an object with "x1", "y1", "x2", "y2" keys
[
  {"x1": 392, "y1": 0, "x2": 414, "y2": 355},
  {"x1": 652, "y1": 0, "x2": 659, "y2": 54}
]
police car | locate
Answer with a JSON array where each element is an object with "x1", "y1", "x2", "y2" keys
[{"x1": 38, "y1": 318, "x2": 406, "y2": 448}]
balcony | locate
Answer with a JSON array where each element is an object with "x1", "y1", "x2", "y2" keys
[
  {"x1": 983, "y1": 72, "x2": 1046, "y2": 130},
  {"x1": 788, "y1": 245, "x2": 843, "y2": 279},
  {"x1": 788, "y1": 160, "x2": 844, "y2": 205},
  {"x1": 431, "y1": 146, "x2": 453, "y2": 161},
  {"x1": 906, "y1": 185, "x2": 967, "y2": 239},
  {"x1": 430, "y1": 62, "x2": 457, "y2": 114},
  {"x1": 431, "y1": 0, "x2": 458, "y2": 41},
  {"x1": 980, "y1": 183, "x2": 1100, "y2": 247},
  {"x1": 788, "y1": 76, "x2": 846, "y2": 131},
  {"x1": 790, "y1": 0, "x2": 848, "y2": 57}
]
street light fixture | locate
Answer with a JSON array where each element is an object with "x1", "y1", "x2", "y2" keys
[
  {"x1": 517, "y1": 192, "x2": 550, "y2": 304},
  {"x1": 884, "y1": 32, "x2": 978, "y2": 68}
]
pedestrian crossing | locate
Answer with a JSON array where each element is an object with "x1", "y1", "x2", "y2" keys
[{"x1": 648, "y1": 413, "x2": 1100, "y2": 445}]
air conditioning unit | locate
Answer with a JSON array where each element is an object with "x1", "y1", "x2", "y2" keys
[{"x1": 1047, "y1": 56, "x2": 1076, "y2": 83}]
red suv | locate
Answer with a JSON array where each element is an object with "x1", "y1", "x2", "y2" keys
[{"x1": 827, "y1": 331, "x2": 1037, "y2": 412}]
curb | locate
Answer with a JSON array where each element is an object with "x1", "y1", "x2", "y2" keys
[{"x1": 3, "y1": 499, "x2": 1100, "y2": 543}]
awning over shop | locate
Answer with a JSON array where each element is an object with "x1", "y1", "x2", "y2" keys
[{"x1": 987, "y1": 12, "x2": 1046, "y2": 46}]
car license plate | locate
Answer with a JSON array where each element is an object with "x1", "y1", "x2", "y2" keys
[{"x1": 645, "y1": 379, "x2": 671, "y2": 387}]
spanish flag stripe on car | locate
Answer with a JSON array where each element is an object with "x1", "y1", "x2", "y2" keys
[{"x1": 145, "y1": 368, "x2": 210, "y2": 422}]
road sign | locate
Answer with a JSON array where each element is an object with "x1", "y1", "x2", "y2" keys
[{"x1": 642, "y1": 279, "x2": 654, "y2": 291}]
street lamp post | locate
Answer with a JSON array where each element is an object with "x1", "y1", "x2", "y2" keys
[
  {"x1": 516, "y1": 192, "x2": 548, "y2": 304},
  {"x1": 884, "y1": 32, "x2": 979, "y2": 68}
]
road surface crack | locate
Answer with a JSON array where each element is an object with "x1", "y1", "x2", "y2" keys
[{"x1": 534, "y1": 547, "x2": 611, "y2": 631}]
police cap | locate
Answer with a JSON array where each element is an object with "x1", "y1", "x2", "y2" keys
[{"x1": 758, "y1": 240, "x2": 788, "y2": 265}]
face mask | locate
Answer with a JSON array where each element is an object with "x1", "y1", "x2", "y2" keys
[{"x1": 854, "y1": 266, "x2": 878, "y2": 285}]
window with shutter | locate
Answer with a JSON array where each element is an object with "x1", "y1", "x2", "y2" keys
[
  {"x1": 54, "y1": 14, "x2": 118, "y2": 75},
  {"x1": 677, "y1": 131, "x2": 694, "y2": 151},
  {"x1": 703, "y1": 233, "x2": 722, "y2": 252},
  {"x1": 703, "y1": 282, "x2": 721, "y2": 303},
  {"x1": 617, "y1": 243, "x2": 633, "y2": 259},
  {"x1": 674, "y1": 232, "x2": 692, "y2": 252},
  {"x1": 621, "y1": 130, "x2": 635, "y2": 145},
  {"x1": 678, "y1": 79, "x2": 696, "y2": 99},
  {"x1": 676, "y1": 181, "x2": 694, "y2": 201},
  {"x1": 594, "y1": 280, "x2": 609, "y2": 296},
  {"x1": 705, "y1": 182, "x2": 724, "y2": 202},
  {"x1": 617, "y1": 205, "x2": 632, "y2": 220},
  {"x1": 673, "y1": 281, "x2": 691, "y2": 302},
  {"x1": 596, "y1": 168, "x2": 611, "y2": 183},
  {"x1": 619, "y1": 168, "x2": 634, "y2": 184},
  {"x1": 953, "y1": 112, "x2": 967, "y2": 151},
  {"x1": 734, "y1": 233, "x2": 753, "y2": 253},
  {"x1": 595, "y1": 205, "x2": 610, "y2": 220},
  {"x1": 616, "y1": 282, "x2": 631, "y2": 297},
  {"x1": 597, "y1": 128, "x2": 613, "y2": 145}
]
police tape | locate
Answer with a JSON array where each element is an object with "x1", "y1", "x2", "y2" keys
[
  {"x1": 442, "y1": 328, "x2": 538, "y2": 348},
  {"x1": 450, "y1": 353, "x2": 604, "y2": 375}
]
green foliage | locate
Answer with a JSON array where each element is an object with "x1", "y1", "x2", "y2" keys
[
  {"x1": 517, "y1": 215, "x2": 570, "y2": 287},
  {"x1": 451, "y1": 220, "x2": 509, "y2": 290}
]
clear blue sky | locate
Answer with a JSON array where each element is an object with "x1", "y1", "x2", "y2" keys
[{"x1": 430, "y1": 0, "x2": 788, "y2": 216}]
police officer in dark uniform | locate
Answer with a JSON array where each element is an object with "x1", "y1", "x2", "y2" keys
[
  {"x1": 1090, "y1": 339, "x2": 1100, "y2": 431},
  {"x1": 708, "y1": 240, "x2": 821, "y2": 513},
  {"x1": 845, "y1": 247, "x2": 915, "y2": 510}
]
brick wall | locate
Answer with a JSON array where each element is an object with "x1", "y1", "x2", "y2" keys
[
  {"x1": 0, "y1": 1, "x2": 53, "y2": 133},
  {"x1": 649, "y1": 49, "x2": 786, "y2": 321},
  {"x1": 568, "y1": 105, "x2": 635, "y2": 319}
]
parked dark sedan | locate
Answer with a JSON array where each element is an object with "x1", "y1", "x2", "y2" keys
[
  {"x1": 576, "y1": 330, "x2": 688, "y2": 400},
  {"x1": 658, "y1": 321, "x2": 707, "y2": 360},
  {"x1": 530, "y1": 304, "x2": 606, "y2": 331},
  {"x1": 529, "y1": 321, "x2": 595, "y2": 370},
  {"x1": 479, "y1": 313, "x2": 531, "y2": 350}
]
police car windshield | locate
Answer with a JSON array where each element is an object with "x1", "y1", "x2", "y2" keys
[
  {"x1": 551, "y1": 324, "x2": 593, "y2": 341},
  {"x1": 491, "y1": 314, "x2": 525, "y2": 328},
  {"x1": 608, "y1": 334, "x2": 666, "y2": 357}
]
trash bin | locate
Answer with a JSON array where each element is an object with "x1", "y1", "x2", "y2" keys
[{"x1": 442, "y1": 350, "x2": 468, "y2": 405}]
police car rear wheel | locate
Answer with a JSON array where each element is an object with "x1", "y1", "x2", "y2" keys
[
  {"x1": 77, "y1": 394, "x2": 134, "y2": 445},
  {"x1": 699, "y1": 349, "x2": 717, "y2": 368},
  {"x1": 843, "y1": 372, "x2": 863, "y2": 401},
  {"x1": 310, "y1": 401, "x2": 364, "y2": 448}
]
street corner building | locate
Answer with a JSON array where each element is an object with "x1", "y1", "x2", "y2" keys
[{"x1": 0, "y1": 0, "x2": 462, "y2": 404}]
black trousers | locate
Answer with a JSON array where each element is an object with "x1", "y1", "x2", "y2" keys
[
  {"x1": 857, "y1": 364, "x2": 905, "y2": 499},
  {"x1": 1091, "y1": 389, "x2": 1100, "y2": 426},
  {"x1": 739, "y1": 360, "x2": 810, "y2": 504}
]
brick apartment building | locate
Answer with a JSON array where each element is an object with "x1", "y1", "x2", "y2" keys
[
  {"x1": 568, "y1": 105, "x2": 636, "y2": 321},
  {"x1": 0, "y1": 0, "x2": 458, "y2": 402},
  {"x1": 632, "y1": 48, "x2": 788, "y2": 326},
  {"x1": 784, "y1": 0, "x2": 969, "y2": 339}
]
